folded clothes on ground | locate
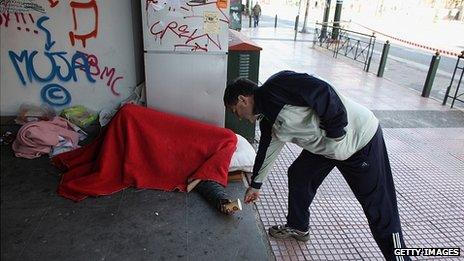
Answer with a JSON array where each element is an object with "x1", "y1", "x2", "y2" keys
[{"x1": 12, "y1": 117, "x2": 80, "y2": 159}]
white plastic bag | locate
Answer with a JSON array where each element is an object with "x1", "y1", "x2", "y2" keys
[{"x1": 15, "y1": 103, "x2": 56, "y2": 125}]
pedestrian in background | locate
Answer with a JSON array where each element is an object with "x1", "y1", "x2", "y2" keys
[{"x1": 252, "y1": 2, "x2": 261, "y2": 27}]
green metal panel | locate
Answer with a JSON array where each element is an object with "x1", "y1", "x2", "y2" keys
[
  {"x1": 226, "y1": 50, "x2": 260, "y2": 142},
  {"x1": 229, "y1": 3, "x2": 243, "y2": 31},
  {"x1": 377, "y1": 41, "x2": 390, "y2": 77},
  {"x1": 227, "y1": 51, "x2": 260, "y2": 84},
  {"x1": 422, "y1": 52, "x2": 441, "y2": 98}
]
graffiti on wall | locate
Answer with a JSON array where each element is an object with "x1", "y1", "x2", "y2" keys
[
  {"x1": 47, "y1": 0, "x2": 59, "y2": 8},
  {"x1": 76, "y1": 52, "x2": 123, "y2": 96},
  {"x1": 3, "y1": 0, "x2": 124, "y2": 107},
  {"x1": 150, "y1": 20, "x2": 223, "y2": 51},
  {"x1": 68, "y1": 0, "x2": 98, "y2": 48},
  {"x1": 8, "y1": 16, "x2": 95, "y2": 106},
  {"x1": 0, "y1": 0, "x2": 44, "y2": 33},
  {"x1": 145, "y1": 0, "x2": 229, "y2": 52},
  {"x1": 0, "y1": 0, "x2": 46, "y2": 13},
  {"x1": 45, "y1": 0, "x2": 99, "y2": 48},
  {"x1": 0, "y1": 11, "x2": 39, "y2": 35}
]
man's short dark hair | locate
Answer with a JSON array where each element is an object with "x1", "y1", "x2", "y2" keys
[{"x1": 223, "y1": 78, "x2": 258, "y2": 106}]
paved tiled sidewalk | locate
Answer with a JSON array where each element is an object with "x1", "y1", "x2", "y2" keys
[
  {"x1": 241, "y1": 28, "x2": 464, "y2": 260},
  {"x1": 257, "y1": 129, "x2": 463, "y2": 260}
]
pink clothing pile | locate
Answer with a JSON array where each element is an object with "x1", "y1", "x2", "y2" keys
[{"x1": 12, "y1": 117, "x2": 80, "y2": 159}]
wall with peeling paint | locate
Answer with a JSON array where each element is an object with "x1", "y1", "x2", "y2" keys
[{"x1": 0, "y1": 0, "x2": 143, "y2": 116}]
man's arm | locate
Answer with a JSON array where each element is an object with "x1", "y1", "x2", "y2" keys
[{"x1": 250, "y1": 118, "x2": 285, "y2": 189}]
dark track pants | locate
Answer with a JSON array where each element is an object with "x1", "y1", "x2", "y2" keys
[{"x1": 286, "y1": 126, "x2": 410, "y2": 261}]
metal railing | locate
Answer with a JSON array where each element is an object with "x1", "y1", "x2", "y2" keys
[
  {"x1": 313, "y1": 22, "x2": 376, "y2": 72},
  {"x1": 443, "y1": 51, "x2": 464, "y2": 108}
]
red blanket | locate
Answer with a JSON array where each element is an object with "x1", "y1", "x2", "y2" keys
[{"x1": 53, "y1": 104, "x2": 237, "y2": 202}]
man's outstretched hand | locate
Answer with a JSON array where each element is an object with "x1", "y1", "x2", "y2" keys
[{"x1": 244, "y1": 187, "x2": 260, "y2": 204}]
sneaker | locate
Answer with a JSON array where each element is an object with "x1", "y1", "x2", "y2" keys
[{"x1": 269, "y1": 224, "x2": 310, "y2": 242}]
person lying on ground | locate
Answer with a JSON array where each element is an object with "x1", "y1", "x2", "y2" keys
[{"x1": 52, "y1": 104, "x2": 246, "y2": 215}]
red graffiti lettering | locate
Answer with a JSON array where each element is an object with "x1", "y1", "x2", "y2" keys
[
  {"x1": 1, "y1": 12, "x2": 36, "y2": 31},
  {"x1": 145, "y1": 0, "x2": 229, "y2": 52},
  {"x1": 0, "y1": 12, "x2": 35, "y2": 27},
  {"x1": 145, "y1": 0, "x2": 158, "y2": 11},
  {"x1": 110, "y1": 76, "x2": 123, "y2": 96},
  {"x1": 0, "y1": 13, "x2": 11, "y2": 27},
  {"x1": 178, "y1": 24, "x2": 189, "y2": 34},
  {"x1": 186, "y1": 1, "x2": 216, "y2": 7},
  {"x1": 151, "y1": 21, "x2": 179, "y2": 40},
  {"x1": 174, "y1": 44, "x2": 207, "y2": 52},
  {"x1": 48, "y1": 0, "x2": 59, "y2": 8},
  {"x1": 185, "y1": 33, "x2": 221, "y2": 50},
  {"x1": 149, "y1": 21, "x2": 222, "y2": 51},
  {"x1": 86, "y1": 54, "x2": 101, "y2": 76},
  {"x1": 69, "y1": 0, "x2": 98, "y2": 48},
  {"x1": 101, "y1": 67, "x2": 116, "y2": 86},
  {"x1": 217, "y1": 7, "x2": 229, "y2": 23},
  {"x1": 76, "y1": 52, "x2": 123, "y2": 96}
]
